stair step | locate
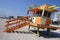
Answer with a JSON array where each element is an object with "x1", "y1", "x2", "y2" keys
[{"x1": 4, "y1": 22, "x2": 29, "y2": 32}]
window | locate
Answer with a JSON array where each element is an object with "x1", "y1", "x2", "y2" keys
[
  {"x1": 33, "y1": 10, "x2": 42, "y2": 17},
  {"x1": 43, "y1": 11, "x2": 51, "y2": 18}
]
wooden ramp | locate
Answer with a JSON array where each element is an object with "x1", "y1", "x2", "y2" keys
[
  {"x1": 4, "y1": 16, "x2": 30, "y2": 32},
  {"x1": 4, "y1": 22, "x2": 29, "y2": 32}
]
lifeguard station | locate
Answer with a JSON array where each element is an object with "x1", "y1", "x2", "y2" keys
[
  {"x1": 27, "y1": 4, "x2": 59, "y2": 36},
  {"x1": 4, "y1": 4, "x2": 60, "y2": 37}
]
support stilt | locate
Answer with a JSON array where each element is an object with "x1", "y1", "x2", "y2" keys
[
  {"x1": 28, "y1": 25, "x2": 30, "y2": 30},
  {"x1": 47, "y1": 28, "x2": 51, "y2": 37},
  {"x1": 37, "y1": 27, "x2": 40, "y2": 37}
]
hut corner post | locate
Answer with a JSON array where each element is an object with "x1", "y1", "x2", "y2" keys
[{"x1": 47, "y1": 28, "x2": 51, "y2": 37}]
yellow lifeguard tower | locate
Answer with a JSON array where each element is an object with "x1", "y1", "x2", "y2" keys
[{"x1": 27, "y1": 4, "x2": 59, "y2": 36}]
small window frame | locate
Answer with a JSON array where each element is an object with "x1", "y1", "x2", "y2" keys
[{"x1": 43, "y1": 11, "x2": 51, "y2": 18}]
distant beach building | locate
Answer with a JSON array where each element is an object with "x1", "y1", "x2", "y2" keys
[
  {"x1": 51, "y1": 12, "x2": 60, "y2": 21},
  {"x1": 50, "y1": 12, "x2": 60, "y2": 24}
]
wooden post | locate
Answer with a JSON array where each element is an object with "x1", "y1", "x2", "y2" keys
[
  {"x1": 42, "y1": 9, "x2": 45, "y2": 17},
  {"x1": 28, "y1": 25, "x2": 30, "y2": 30},
  {"x1": 47, "y1": 28, "x2": 51, "y2": 37},
  {"x1": 37, "y1": 27, "x2": 40, "y2": 37}
]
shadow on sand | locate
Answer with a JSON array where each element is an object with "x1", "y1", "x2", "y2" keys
[
  {"x1": 9, "y1": 30, "x2": 60, "y2": 38},
  {"x1": 31, "y1": 30, "x2": 60, "y2": 38},
  {"x1": 11, "y1": 31, "x2": 34, "y2": 34}
]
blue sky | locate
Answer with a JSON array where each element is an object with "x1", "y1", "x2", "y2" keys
[{"x1": 0, "y1": 0, "x2": 60, "y2": 16}]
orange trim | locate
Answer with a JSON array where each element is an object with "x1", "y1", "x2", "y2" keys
[{"x1": 35, "y1": 17, "x2": 42, "y2": 24}]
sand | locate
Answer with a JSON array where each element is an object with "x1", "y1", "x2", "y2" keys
[{"x1": 0, "y1": 18, "x2": 60, "y2": 40}]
